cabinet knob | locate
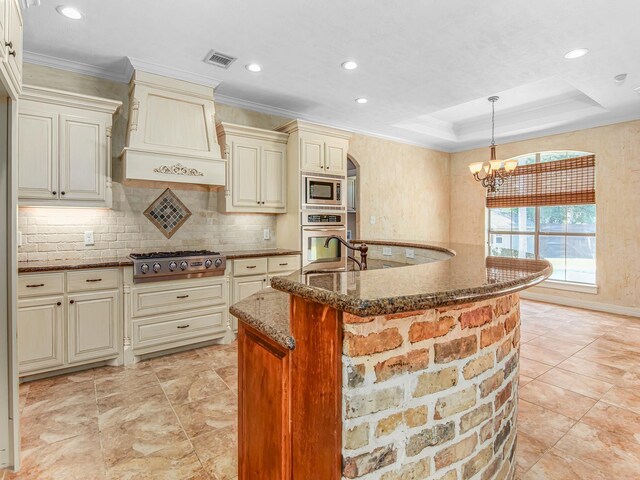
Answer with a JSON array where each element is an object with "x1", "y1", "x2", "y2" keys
[
  {"x1": 326, "y1": 166, "x2": 330, "y2": 170},
  {"x1": 52, "y1": 191, "x2": 57, "y2": 195},
  {"x1": 69, "y1": 300, "x2": 75, "y2": 304},
  {"x1": 56, "y1": 302, "x2": 61, "y2": 306},
  {"x1": 61, "y1": 191, "x2": 66, "y2": 196}
]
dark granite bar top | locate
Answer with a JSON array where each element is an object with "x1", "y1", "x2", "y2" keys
[
  {"x1": 229, "y1": 288, "x2": 294, "y2": 350},
  {"x1": 268, "y1": 240, "x2": 552, "y2": 317},
  {"x1": 18, "y1": 249, "x2": 301, "y2": 273}
]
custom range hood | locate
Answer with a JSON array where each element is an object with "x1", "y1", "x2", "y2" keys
[{"x1": 121, "y1": 70, "x2": 225, "y2": 186}]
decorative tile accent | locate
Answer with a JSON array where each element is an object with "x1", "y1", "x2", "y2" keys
[{"x1": 144, "y1": 188, "x2": 192, "y2": 238}]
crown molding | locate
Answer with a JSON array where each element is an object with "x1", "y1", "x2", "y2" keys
[
  {"x1": 21, "y1": 85, "x2": 122, "y2": 113},
  {"x1": 126, "y1": 57, "x2": 222, "y2": 88},
  {"x1": 24, "y1": 51, "x2": 133, "y2": 83}
]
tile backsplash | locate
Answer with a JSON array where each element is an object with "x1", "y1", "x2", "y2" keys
[{"x1": 18, "y1": 183, "x2": 277, "y2": 263}]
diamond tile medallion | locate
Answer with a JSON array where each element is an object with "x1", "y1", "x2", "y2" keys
[{"x1": 144, "y1": 188, "x2": 192, "y2": 238}]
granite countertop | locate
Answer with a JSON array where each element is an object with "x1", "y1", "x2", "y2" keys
[
  {"x1": 268, "y1": 240, "x2": 552, "y2": 317},
  {"x1": 229, "y1": 289, "x2": 294, "y2": 350},
  {"x1": 18, "y1": 248, "x2": 301, "y2": 273}
]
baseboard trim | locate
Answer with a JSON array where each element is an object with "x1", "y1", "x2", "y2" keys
[{"x1": 520, "y1": 291, "x2": 640, "y2": 318}]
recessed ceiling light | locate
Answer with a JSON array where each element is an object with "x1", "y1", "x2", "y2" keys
[
  {"x1": 614, "y1": 73, "x2": 628, "y2": 84},
  {"x1": 342, "y1": 61, "x2": 358, "y2": 70},
  {"x1": 245, "y1": 63, "x2": 262, "y2": 72},
  {"x1": 56, "y1": 5, "x2": 83, "y2": 19},
  {"x1": 564, "y1": 48, "x2": 589, "y2": 59},
  {"x1": 355, "y1": 98, "x2": 368, "y2": 104}
]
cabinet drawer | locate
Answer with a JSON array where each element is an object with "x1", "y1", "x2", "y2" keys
[
  {"x1": 133, "y1": 306, "x2": 227, "y2": 352},
  {"x1": 233, "y1": 257, "x2": 268, "y2": 276},
  {"x1": 18, "y1": 273, "x2": 65, "y2": 298},
  {"x1": 268, "y1": 255, "x2": 300, "y2": 273},
  {"x1": 131, "y1": 277, "x2": 226, "y2": 318},
  {"x1": 67, "y1": 268, "x2": 120, "y2": 293}
]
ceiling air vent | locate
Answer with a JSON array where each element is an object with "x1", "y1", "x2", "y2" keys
[{"x1": 204, "y1": 50, "x2": 237, "y2": 69}]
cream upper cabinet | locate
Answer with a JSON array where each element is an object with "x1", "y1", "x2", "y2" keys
[
  {"x1": 17, "y1": 86, "x2": 121, "y2": 207},
  {"x1": 17, "y1": 296, "x2": 65, "y2": 375},
  {"x1": 278, "y1": 120, "x2": 351, "y2": 177},
  {"x1": 300, "y1": 132, "x2": 325, "y2": 173},
  {"x1": 67, "y1": 290, "x2": 119, "y2": 363},
  {"x1": 217, "y1": 122, "x2": 288, "y2": 213},
  {"x1": 0, "y1": 0, "x2": 22, "y2": 99},
  {"x1": 59, "y1": 113, "x2": 107, "y2": 201},
  {"x1": 17, "y1": 105, "x2": 58, "y2": 199}
]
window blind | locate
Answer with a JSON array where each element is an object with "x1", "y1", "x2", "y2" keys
[{"x1": 486, "y1": 154, "x2": 595, "y2": 208}]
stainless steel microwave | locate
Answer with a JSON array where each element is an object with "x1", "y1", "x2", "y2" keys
[{"x1": 302, "y1": 175, "x2": 343, "y2": 208}]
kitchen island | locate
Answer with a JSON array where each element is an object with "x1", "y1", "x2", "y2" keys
[{"x1": 230, "y1": 241, "x2": 552, "y2": 480}]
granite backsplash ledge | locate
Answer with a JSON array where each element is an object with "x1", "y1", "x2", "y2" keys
[{"x1": 18, "y1": 182, "x2": 278, "y2": 263}]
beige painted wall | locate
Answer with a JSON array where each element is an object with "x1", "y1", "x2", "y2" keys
[
  {"x1": 450, "y1": 120, "x2": 640, "y2": 310},
  {"x1": 349, "y1": 134, "x2": 450, "y2": 241}
]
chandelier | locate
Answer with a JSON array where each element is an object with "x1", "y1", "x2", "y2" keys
[{"x1": 468, "y1": 96, "x2": 518, "y2": 192}]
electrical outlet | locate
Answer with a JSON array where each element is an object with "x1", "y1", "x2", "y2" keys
[
  {"x1": 383, "y1": 247, "x2": 392, "y2": 256},
  {"x1": 370, "y1": 216, "x2": 376, "y2": 225},
  {"x1": 405, "y1": 248, "x2": 415, "y2": 259},
  {"x1": 17, "y1": 231, "x2": 22, "y2": 247},
  {"x1": 84, "y1": 231, "x2": 94, "y2": 246},
  {"x1": 263, "y1": 228, "x2": 270, "y2": 240}
]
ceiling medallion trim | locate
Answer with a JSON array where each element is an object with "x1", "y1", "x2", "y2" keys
[{"x1": 153, "y1": 163, "x2": 205, "y2": 177}]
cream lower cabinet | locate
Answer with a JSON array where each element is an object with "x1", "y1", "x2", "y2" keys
[
  {"x1": 17, "y1": 295, "x2": 65, "y2": 374},
  {"x1": 18, "y1": 86, "x2": 121, "y2": 207},
  {"x1": 125, "y1": 272, "x2": 228, "y2": 359},
  {"x1": 230, "y1": 255, "x2": 301, "y2": 332},
  {"x1": 17, "y1": 269, "x2": 122, "y2": 376},
  {"x1": 217, "y1": 122, "x2": 288, "y2": 213},
  {"x1": 68, "y1": 290, "x2": 119, "y2": 363}
]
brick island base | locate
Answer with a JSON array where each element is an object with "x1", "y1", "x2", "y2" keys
[{"x1": 237, "y1": 294, "x2": 520, "y2": 480}]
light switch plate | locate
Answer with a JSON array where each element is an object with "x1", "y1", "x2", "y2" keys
[
  {"x1": 405, "y1": 248, "x2": 415, "y2": 259},
  {"x1": 263, "y1": 228, "x2": 270, "y2": 240},
  {"x1": 84, "y1": 231, "x2": 95, "y2": 246},
  {"x1": 370, "y1": 216, "x2": 376, "y2": 225},
  {"x1": 383, "y1": 247, "x2": 392, "y2": 256}
]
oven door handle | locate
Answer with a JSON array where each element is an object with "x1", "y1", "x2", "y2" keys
[{"x1": 303, "y1": 228, "x2": 346, "y2": 232}]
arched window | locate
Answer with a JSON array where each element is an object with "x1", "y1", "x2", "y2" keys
[{"x1": 488, "y1": 151, "x2": 596, "y2": 285}]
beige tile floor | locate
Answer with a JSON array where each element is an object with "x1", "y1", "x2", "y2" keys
[{"x1": 1, "y1": 300, "x2": 639, "y2": 479}]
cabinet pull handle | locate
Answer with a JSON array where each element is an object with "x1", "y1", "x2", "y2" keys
[
  {"x1": 246, "y1": 265, "x2": 257, "y2": 269},
  {"x1": 86, "y1": 278, "x2": 102, "y2": 283},
  {"x1": 69, "y1": 300, "x2": 75, "y2": 304},
  {"x1": 5, "y1": 41, "x2": 12, "y2": 48},
  {"x1": 279, "y1": 263, "x2": 289, "y2": 266},
  {"x1": 56, "y1": 302, "x2": 62, "y2": 306},
  {"x1": 26, "y1": 284, "x2": 45, "y2": 288},
  {"x1": 8, "y1": 50, "x2": 16, "y2": 57},
  {"x1": 176, "y1": 294, "x2": 189, "y2": 299},
  {"x1": 177, "y1": 324, "x2": 190, "y2": 329}
]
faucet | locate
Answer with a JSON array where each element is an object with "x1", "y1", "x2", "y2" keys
[{"x1": 324, "y1": 236, "x2": 368, "y2": 270}]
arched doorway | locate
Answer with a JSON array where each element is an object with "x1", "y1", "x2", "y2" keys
[{"x1": 346, "y1": 155, "x2": 359, "y2": 240}]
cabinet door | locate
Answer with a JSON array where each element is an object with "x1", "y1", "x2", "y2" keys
[
  {"x1": 59, "y1": 114, "x2": 106, "y2": 201},
  {"x1": 17, "y1": 296, "x2": 64, "y2": 375},
  {"x1": 300, "y1": 133, "x2": 325, "y2": 173},
  {"x1": 5, "y1": 0, "x2": 22, "y2": 90},
  {"x1": 231, "y1": 141, "x2": 260, "y2": 207},
  {"x1": 68, "y1": 290, "x2": 119, "y2": 364},
  {"x1": 324, "y1": 138, "x2": 348, "y2": 175},
  {"x1": 239, "y1": 324, "x2": 291, "y2": 480},
  {"x1": 233, "y1": 275, "x2": 268, "y2": 304},
  {"x1": 17, "y1": 107, "x2": 59, "y2": 200},
  {"x1": 261, "y1": 144, "x2": 286, "y2": 209}
]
